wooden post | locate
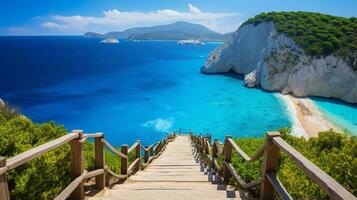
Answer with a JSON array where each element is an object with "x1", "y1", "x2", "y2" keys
[
  {"x1": 206, "y1": 136, "x2": 211, "y2": 154},
  {"x1": 144, "y1": 147, "x2": 149, "y2": 163},
  {"x1": 150, "y1": 146, "x2": 154, "y2": 157},
  {"x1": 0, "y1": 157, "x2": 10, "y2": 200},
  {"x1": 223, "y1": 135, "x2": 232, "y2": 183},
  {"x1": 212, "y1": 139, "x2": 218, "y2": 170},
  {"x1": 199, "y1": 136, "x2": 203, "y2": 153},
  {"x1": 95, "y1": 136, "x2": 105, "y2": 190},
  {"x1": 135, "y1": 140, "x2": 141, "y2": 171},
  {"x1": 260, "y1": 132, "x2": 281, "y2": 200},
  {"x1": 70, "y1": 130, "x2": 84, "y2": 200},
  {"x1": 121, "y1": 145, "x2": 128, "y2": 177}
]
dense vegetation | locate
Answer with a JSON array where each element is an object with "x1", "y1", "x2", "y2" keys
[
  {"x1": 231, "y1": 128, "x2": 357, "y2": 199},
  {"x1": 245, "y1": 12, "x2": 357, "y2": 70},
  {"x1": 0, "y1": 105, "x2": 122, "y2": 199}
]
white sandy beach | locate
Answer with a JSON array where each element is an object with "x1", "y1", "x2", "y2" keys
[{"x1": 278, "y1": 94, "x2": 340, "y2": 138}]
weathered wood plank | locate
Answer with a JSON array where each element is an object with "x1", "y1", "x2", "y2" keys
[
  {"x1": 105, "y1": 167, "x2": 127, "y2": 179},
  {"x1": 260, "y1": 132, "x2": 280, "y2": 200},
  {"x1": 121, "y1": 145, "x2": 128, "y2": 177},
  {"x1": 225, "y1": 162, "x2": 246, "y2": 186},
  {"x1": 70, "y1": 130, "x2": 84, "y2": 200},
  {"x1": 128, "y1": 158, "x2": 140, "y2": 173},
  {"x1": 266, "y1": 172, "x2": 292, "y2": 200},
  {"x1": 95, "y1": 137, "x2": 105, "y2": 190},
  {"x1": 101, "y1": 139, "x2": 128, "y2": 159},
  {"x1": 128, "y1": 141, "x2": 140, "y2": 154},
  {"x1": 85, "y1": 169, "x2": 105, "y2": 179},
  {"x1": 54, "y1": 170, "x2": 87, "y2": 200},
  {"x1": 0, "y1": 157, "x2": 10, "y2": 200},
  {"x1": 223, "y1": 136, "x2": 233, "y2": 182},
  {"x1": 135, "y1": 140, "x2": 141, "y2": 170},
  {"x1": 83, "y1": 133, "x2": 104, "y2": 139}
]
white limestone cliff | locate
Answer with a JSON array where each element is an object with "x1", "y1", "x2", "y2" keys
[{"x1": 201, "y1": 22, "x2": 357, "y2": 103}]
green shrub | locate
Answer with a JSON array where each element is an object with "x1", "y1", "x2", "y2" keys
[
  {"x1": 0, "y1": 106, "x2": 123, "y2": 199},
  {"x1": 231, "y1": 128, "x2": 357, "y2": 199}
]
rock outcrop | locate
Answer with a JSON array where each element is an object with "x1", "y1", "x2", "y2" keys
[
  {"x1": 201, "y1": 22, "x2": 357, "y2": 103},
  {"x1": 0, "y1": 98, "x2": 5, "y2": 108}
]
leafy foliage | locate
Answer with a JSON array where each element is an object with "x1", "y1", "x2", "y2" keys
[
  {"x1": 231, "y1": 128, "x2": 357, "y2": 199},
  {"x1": 245, "y1": 12, "x2": 357, "y2": 70},
  {"x1": 0, "y1": 106, "x2": 121, "y2": 199}
]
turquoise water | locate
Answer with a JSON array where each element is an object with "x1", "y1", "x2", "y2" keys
[
  {"x1": 312, "y1": 97, "x2": 357, "y2": 135},
  {"x1": 0, "y1": 37, "x2": 291, "y2": 145}
]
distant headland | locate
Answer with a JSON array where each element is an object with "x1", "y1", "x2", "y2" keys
[{"x1": 84, "y1": 21, "x2": 232, "y2": 42}]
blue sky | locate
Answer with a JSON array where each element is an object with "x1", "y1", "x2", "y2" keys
[{"x1": 1, "y1": 0, "x2": 356, "y2": 35}]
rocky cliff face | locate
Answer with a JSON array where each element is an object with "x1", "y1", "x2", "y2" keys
[{"x1": 201, "y1": 22, "x2": 357, "y2": 103}]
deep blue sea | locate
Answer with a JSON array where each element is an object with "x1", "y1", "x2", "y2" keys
[{"x1": 1, "y1": 36, "x2": 355, "y2": 146}]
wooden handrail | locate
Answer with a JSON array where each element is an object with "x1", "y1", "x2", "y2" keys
[
  {"x1": 227, "y1": 138, "x2": 266, "y2": 162},
  {"x1": 128, "y1": 158, "x2": 140, "y2": 173},
  {"x1": 225, "y1": 162, "x2": 262, "y2": 189},
  {"x1": 128, "y1": 141, "x2": 140, "y2": 154},
  {"x1": 266, "y1": 172, "x2": 292, "y2": 200},
  {"x1": 0, "y1": 130, "x2": 176, "y2": 200},
  {"x1": 104, "y1": 166, "x2": 126, "y2": 179},
  {"x1": 190, "y1": 132, "x2": 357, "y2": 200},
  {"x1": 83, "y1": 133, "x2": 104, "y2": 139},
  {"x1": 272, "y1": 136, "x2": 356, "y2": 200},
  {"x1": 1, "y1": 132, "x2": 80, "y2": 175},
  {"x1": 55, "y1": 170, "x2": 88, "y2": 200},
  {"x1": 84, "y1": 169, "x2": 105, "y2": 179},
  {"x1": 101, "y1": 139, "x2": 128, "y2": 159}
]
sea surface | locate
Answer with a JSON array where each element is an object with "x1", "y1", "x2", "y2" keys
[
  {"x1": 312, "y1": 97, "x2": 357, "y2": 134},
  {"x1": 0, "y1": 36, "x2": 355, "y2": 145}
]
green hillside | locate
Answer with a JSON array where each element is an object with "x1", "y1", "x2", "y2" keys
[{"x1": 245, "y1": 12, "x2": 357, "y2": 70}]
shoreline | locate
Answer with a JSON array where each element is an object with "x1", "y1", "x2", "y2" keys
[{"x1": 278, "y1": 94, "x2": 340, "y2": 138}]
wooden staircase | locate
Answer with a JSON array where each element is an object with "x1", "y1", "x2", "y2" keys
[
  {"x1": 1, "y1": 130, "x2": 356, "y2": 200},
  {"x1": 88, "y1": 135, "x2": 244, "y2": 200}
]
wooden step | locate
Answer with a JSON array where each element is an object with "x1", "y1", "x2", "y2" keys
[{"x1": 87, "y1": 135, "x2": 244, "y2": 200}]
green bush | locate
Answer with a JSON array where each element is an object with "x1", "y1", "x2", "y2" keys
[
  {"x1": 0, "y1": 106, "x2": 122, "y2": 199},
  {"x1": 245, "y1": 11, "x2": 357, "y2": 70},
  {"x1": 231, "y1": 128, "x2": 357, "y2": 199}
]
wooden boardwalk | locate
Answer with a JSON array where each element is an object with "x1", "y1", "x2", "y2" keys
[{"x1": 89, "y1": 135, "x2": 244, "y2": 200}]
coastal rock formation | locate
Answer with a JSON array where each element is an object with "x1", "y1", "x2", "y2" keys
[
  {"x1": 201, "y1": 22, "x2": 357, "y2": 103},
  {"x1": 0, "y1": 98, "x2": 5, "y2": 108}
]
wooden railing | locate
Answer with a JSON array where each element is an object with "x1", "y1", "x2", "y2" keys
[
  {"x1": 0, "y1": 130, "x2": 176, "y2": 200},
  {"x1": 190, "y1": 132, "x2": 357, "y2": 200}
]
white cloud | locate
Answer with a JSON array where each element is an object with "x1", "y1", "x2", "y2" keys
[
  {"x1": 42, "y1": 22, "x2": 69, "y2": 29},
  {"x1": 41, "y1": 4, "x2": 239, "y2": 33}
]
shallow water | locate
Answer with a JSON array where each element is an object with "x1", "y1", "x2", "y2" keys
[
  {"x1": 312, "y1": 97, "x2": 357, "y2": 135},
  {"x1": 0, "y1": 36, "x2": 295, "y2": 145}
]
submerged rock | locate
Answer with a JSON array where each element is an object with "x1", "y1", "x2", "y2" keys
[{"x1": 202, "y1": 22, "x2": 357, "y2": 103}]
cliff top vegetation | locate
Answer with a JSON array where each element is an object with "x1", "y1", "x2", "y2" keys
[{"x1": 245, "y1": 12, "x2": 357, "y2": 70}]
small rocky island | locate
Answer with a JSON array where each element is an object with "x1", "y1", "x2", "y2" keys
[
  {"x1": 177, "y1": 40, "x2": 205, "y2": 45},
  {"x1": 202, "y1": 12, "x2": 357, "y2": 103},
  {"x1": 100, "y1": 38, "x2": 119, "y2": 44}
]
